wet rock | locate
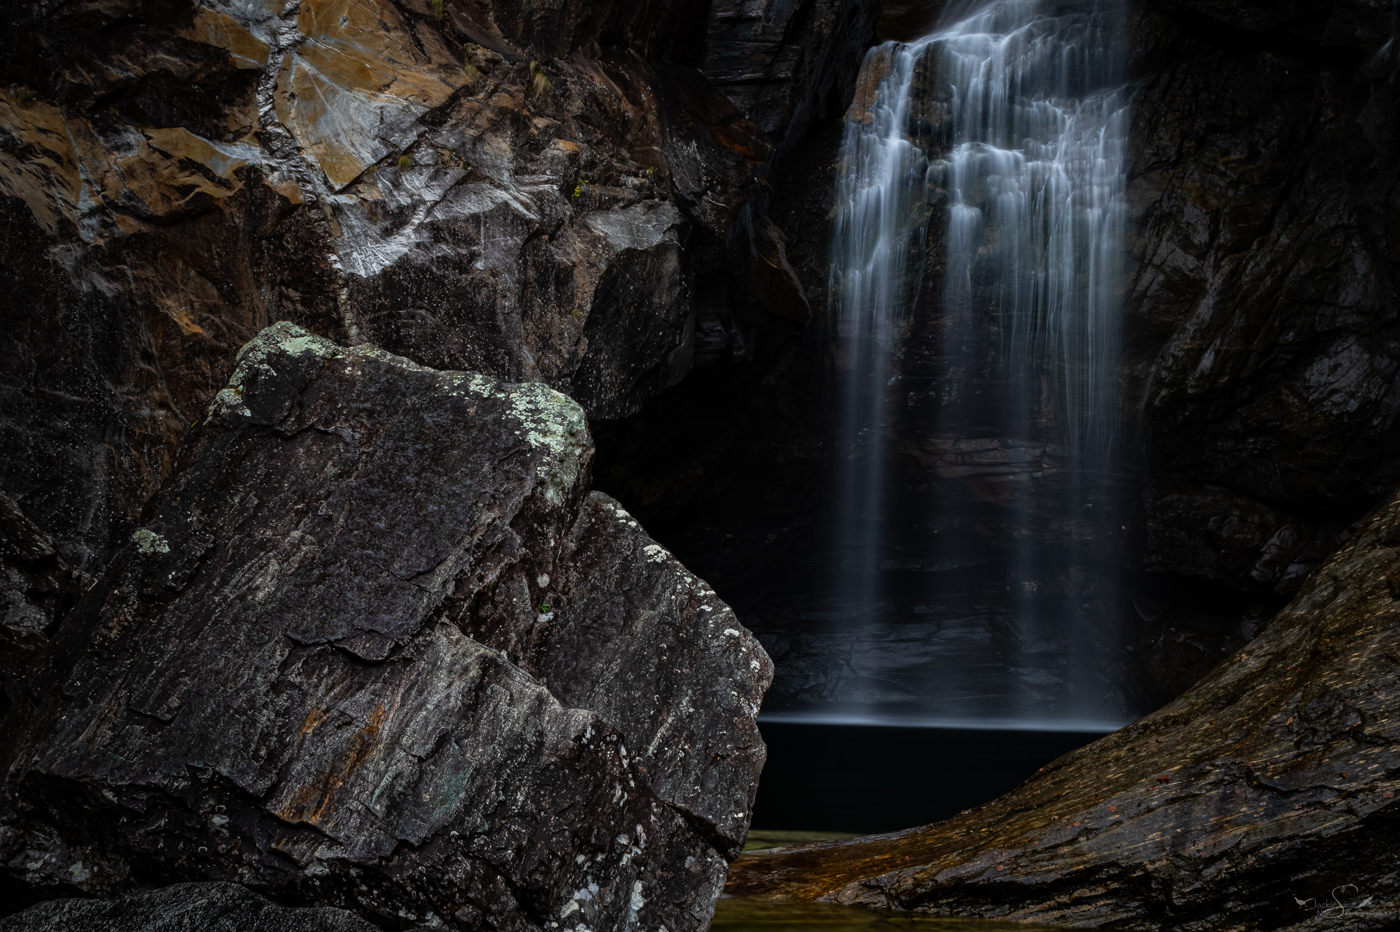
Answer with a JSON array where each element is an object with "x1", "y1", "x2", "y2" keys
[
  {"x1": 697, "y1": 0, "x2": 880, "y2": 153},
  {"x1": 0, "y1": 323, "x2": 770, "y2": 929},
  {"x1": 1124, "y1": 7, "x2": 1400, "y2": 515},
  {"x1": 598, "y1": 0, "x2": 1400, "y2": 720},
  {"x1": 464, "y1": 491, "x2": 772, "y2": 860},
  {"x1": 726, "y1": 480, "x2": 1400, "y2": 931},
  {"x1": 1143, "y1": 482, "x2": 1345, "y2": 594},
  {"x1": 0, "y1": 882, "x2": 384, "y2": 932},
  {"x1": 0, "y1": 492, "x2": 89, "y2": 646}
]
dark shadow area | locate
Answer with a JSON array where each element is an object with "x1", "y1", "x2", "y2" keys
[{"x1": 750, "y1": 722, "x2": 1102, "y2": 834}]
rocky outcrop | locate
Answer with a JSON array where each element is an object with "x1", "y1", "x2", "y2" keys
[
  {"x1": 0, "y1": 323, "x2": 772, "y2": 930},
  {"x1": 725, "y1": 480, "x2": 1400, "y2": 931},
  {"x1": 1116, "y1": 0, "x2": 1400, "y2": 701},
  {"x1": 0, "y1": 0, "x2": 812, "y2": 575},
  {"x1": 0, "y1": 882, "x2": 385, "y2": 932},
  {"x1": 697, "y1": 0, "x2": 881, "y2": 155}
]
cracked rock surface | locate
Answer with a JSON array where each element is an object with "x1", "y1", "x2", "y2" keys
[
  {"x1": 726, "y1": 481, "x2": 1400, "y2": 930},
  {"x1": 0, "y1": 323, "x2": 772, "y2": 931},
  {"x1": 0, "y1": 0, "x2": 796, "y2": 571}
]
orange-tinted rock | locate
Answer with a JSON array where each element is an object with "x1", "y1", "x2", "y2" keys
[{"x1": 0, "y1": 0, "x2": 798, "y2": 573}]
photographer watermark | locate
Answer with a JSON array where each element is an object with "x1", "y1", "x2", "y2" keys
[{"x1": 1294, "y1": 884, "x2": 1384, "y2": 920}]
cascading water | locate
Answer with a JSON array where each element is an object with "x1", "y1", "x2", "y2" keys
[{"x1": 816, "y1": 0, "x2": 1130, "y2": 728}]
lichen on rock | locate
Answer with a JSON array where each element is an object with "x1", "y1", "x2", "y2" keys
[{"x1": 0, "y1": 324, "x2": 770, "y2": 931}]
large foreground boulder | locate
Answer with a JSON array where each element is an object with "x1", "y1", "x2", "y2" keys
[
  {"x1": 727, "y1": 486, "x2": 1400, "y2": 930},
  {"x1": 0, "y1": 323, "x2": 772, "y2": 931}
]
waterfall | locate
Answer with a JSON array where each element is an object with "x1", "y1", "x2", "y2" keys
[{"x1": 825, "y1": 0, "x2": 1129, "y2": 726}]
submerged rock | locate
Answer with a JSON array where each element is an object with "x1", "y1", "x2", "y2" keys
[
  {"x1": 726, "y1": 482, "x2": 1400, "y2": 930},
  {"x1": 0, "y1": 323, "x2": 771, "y2": 930}
]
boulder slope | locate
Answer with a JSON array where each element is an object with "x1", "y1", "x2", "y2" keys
[
  {"x1": 0, "y1": 323, "x2": 772, "y2": 932},
  {"x1": 727, "y1": 482, "x2": 1400, "y2": 930}
]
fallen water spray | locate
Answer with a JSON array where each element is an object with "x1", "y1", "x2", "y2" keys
[{"x1": 826, "y1": 0, "x2": 1129, "y2": 725}]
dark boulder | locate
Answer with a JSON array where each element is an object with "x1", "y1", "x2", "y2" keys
[{"x1": 0, "y1": 323, "x2": 771, "y2": 930}]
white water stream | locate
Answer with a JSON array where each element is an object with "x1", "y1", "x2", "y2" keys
[{"x1": 826, "y1": 0, "x2": 1129, "y2": 724}]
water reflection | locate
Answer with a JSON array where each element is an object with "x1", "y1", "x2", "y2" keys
[{"x1": 715, "y1": 898, "x2": 1066, "y2": 932}]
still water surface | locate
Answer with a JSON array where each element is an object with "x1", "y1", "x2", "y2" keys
[{"x1": 714, "y1": 898, "x2": 1064, "y2": 932}]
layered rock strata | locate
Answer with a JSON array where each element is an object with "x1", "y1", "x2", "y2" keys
[
  {"x1": 726, "y1": 481, "x2": 1400, "y2": 930},
  {"x1": 0, "y1": 323, "x2": 772, "y2": 931}
]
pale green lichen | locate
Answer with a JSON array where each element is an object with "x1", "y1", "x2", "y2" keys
[
  {"x1": 132, "y1": 528, "x2": 170, "y2": 554},
  {"x1": 503, "y1": 382, "x2": 588, "y2": 506},
  {"x1": 443, "y1": 370, "x2": 498, "y2": 399},
  {"x1": 207, "y1": 322, "x2": 343, "y2": 421}
]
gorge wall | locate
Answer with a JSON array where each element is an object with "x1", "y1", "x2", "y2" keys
[
  {"x1": 4, "y1": 0, "x2": 1400, "y2": 922},
  {"x1": 593, "y1": 0, "x2": 1400, "y2": 718},
  {"x1": 0, "y1": 0, "x2": 878, "y2": 577},
  {"x1": 0, "y1": 0, "x2": 864, "y2": 924}
]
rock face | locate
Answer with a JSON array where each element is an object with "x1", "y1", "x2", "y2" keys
[
  {"x1": 0, "y1": 0, "x2": 873, "y2": 576},
  {"x1": 0, "y1": 323, "x2": 772, "y2": 930},
  {"x1": 591, "y1": 0, "x2": 1400, "y2": 718},
  {"x1": 0, "y1": 882, "x2": 384, "y2": 932},
  {"x1": 726, "y1": 481, "x2": 1400, "y2": 931},
  {"x1": 697, "y1": 0, "x2": 881, "y2": 155}
]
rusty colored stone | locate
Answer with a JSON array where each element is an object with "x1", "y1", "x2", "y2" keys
[{"x1": 0, "y1": 0, "x2": 820, "y2": 575}]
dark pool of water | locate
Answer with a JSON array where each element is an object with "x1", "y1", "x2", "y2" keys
[{"x1": 750, "y1": 722, "x2": 1103, "y2": 834}]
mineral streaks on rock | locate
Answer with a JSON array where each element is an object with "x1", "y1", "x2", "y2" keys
[
  {"x1": 465, "y1": 491, "x2": 774, "y2": 859},
  {"x1": 0, "y1": 324, "x2": 767, "y2": 931},
  {"x1": 726, "y1": 487, "x2": 1400, "y2": 930},
  {"x1": 548, "y1": 494, "x2": 772, "y2": 859},
  {"x1": 273, "y1": 0, "x2": 462, "y2": 190}
]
